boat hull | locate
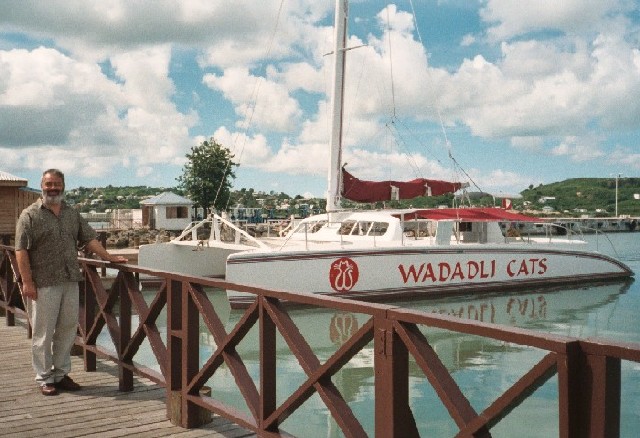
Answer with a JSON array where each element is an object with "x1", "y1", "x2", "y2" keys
[
  {"x1": 225, "y1": 245, "x2": 633, "y2": 304},
  {"x1": 138, "y1": 241, "x2": 241, "y2": 277}
]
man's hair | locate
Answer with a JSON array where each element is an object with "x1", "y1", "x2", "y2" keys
[{"x1": 42, "y1": 168, "x2": 65, "y2": 186}]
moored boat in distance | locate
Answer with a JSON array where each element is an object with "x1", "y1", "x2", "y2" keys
[{"x1": 527, "y1": 216, "x2": 639, "y2": 234}]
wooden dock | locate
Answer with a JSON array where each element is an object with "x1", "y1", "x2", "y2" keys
[{"x1": 0, "y1": 317, "x2": 254, "y2": 438}]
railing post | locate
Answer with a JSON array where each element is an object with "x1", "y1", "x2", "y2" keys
[
  {"x1": 80, "y1": 272, "x2": 97, "y2": 371},
  {"x1": 97, "y1": 231, "x2": 108, "y2": 277},
  {"x1": 167, "y1": 279, "x2": 204, "y2": 428},
  {"x1": 558, "y1": 342, "x2": 621, "y2": 438},
  {"x1": 0, "y1": 248, "x2": 8, "y2": 320},
  {"x1": 587, "y1": 354, "x2": 621, "y2": 437},
  {"x1": 0, "y1": 246, "x2": 25, "y2": 327},
  {"x1": 167, "y1": 278, "x2": 182, "y2": 424},
  {"x1": 1, "y1": 250, "x2": 15, "y2": 325},
  {"x1": 184, "y1": 281, "x2": 202, "y2": 427},
  {"x1": 260, "y1": 297, "x2": 277, "y2": 431},
  {"x1": 374, "y1": 316, "x2": 419, "y2": 437},
  {"x1": 118, "y1": 276, "x2": 133, "y2": 391}
]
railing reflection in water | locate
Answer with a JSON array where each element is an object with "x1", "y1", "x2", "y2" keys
[{"x1": 2, "y1": 245, "x2": 640, "y2": 437}]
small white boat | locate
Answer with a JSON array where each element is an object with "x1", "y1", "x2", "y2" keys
[{"x1": 137, "y1": 212, "x2": 276, "y2": 278}]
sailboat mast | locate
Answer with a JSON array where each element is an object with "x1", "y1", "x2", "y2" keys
[{"x1": 326, "y1": 0, "x2": 348, "y2": 213}]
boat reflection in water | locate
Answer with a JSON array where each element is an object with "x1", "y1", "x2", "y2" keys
[
  {"x1": 216, "y1": 278, "x2": 633, "y2": 361},
  {"x1": 97, "y1": 279, "x2": 636, "y2": 436}
]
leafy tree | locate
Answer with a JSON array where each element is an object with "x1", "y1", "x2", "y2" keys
[{"x1": 177, "y1": 138, "x2": 238, "y2": 212}]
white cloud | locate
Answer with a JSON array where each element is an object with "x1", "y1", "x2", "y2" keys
[
  {"x1": 499, "y1": 39, "x2": 591, "y2": 80},
  {"x1": 461, "y1": 34, "x2": 476, "y2": 47},
  {"x1": 269, "y1": 62, "x2": 326, "y2": 94},
  {"x1": 608, "y1": 147, "x2": 640, "y2": 170},
  {"x1": 376, "y1": 4, "x2": 415, "y2": 34},
  {"x1": 266, "y1": 140, "x2": 328, "y2": 176},
  {"x1": 110, "y1": 46, "x2": 174, "y2": 109},
  {"x1": 480, "y1": 0, "x2": 628, "y2": 41},
  {"x1": 0, "y1": 44, "x2": 195, "y2": 178},
  {"x1": 136, "y1": 166, "x2": 153, "y2": 178},
  {"x1": 551, "y1": 136, "x2": 605, "y2": 162},
  {"x1": 477, "y1": 169, "x2": 533, "y2": 194},
  {"x1": 203, "y1": 67, "x2": 303, "y2": 132},
  {"x1": 435, "y1": 27, "x2": 640, "y2": 140},
  {"x1": 212, "y1": 126, "x2": 272, "y2": 166},
  {"x1": 510, "y1": 136, "x2": 544, "y2": 152}
]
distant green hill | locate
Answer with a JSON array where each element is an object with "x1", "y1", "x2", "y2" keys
[
  {"x1": 66, "y1": 178, "x2": 640, "y2": 218},
  {"x1": 518, "y1": 178, "x2": 640, "y2": 217},
  {"x1": 344, "y1": 177, "x2": 640, "y2": 217}
]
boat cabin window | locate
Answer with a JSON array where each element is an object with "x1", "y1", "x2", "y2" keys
[
  {"x1": 454, "y1": 222, "x2": 491, "y2": 243},
  {"x1": 337, "y1": 220, "x2": 388, "y2": 236},
  {"x1": 293, "y1": 220, "x2": 327, "y2": 234},
  {"x1": 368, "y1": 222, "x2": 388, "y2": 236},
  {"x1": 403, "y1": 220, "x2": 435, "y2": 237},
  {"x1": 459, "y1": 222, "x2": 473, "y2": 232}
]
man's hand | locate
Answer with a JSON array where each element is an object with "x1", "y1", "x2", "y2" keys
[
  {"x1": 22, "y1": 281, "x2": 37, "y2": 300},
  {"x1": 106, "y1": 254, "x2": 129, "y2": 263},
  {"x1": 84, "y1": 239, "x2": 129, "y2": 263}
]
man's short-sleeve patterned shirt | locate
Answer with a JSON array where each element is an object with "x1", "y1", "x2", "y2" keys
[{"x1": 15, "y1": 199, "x2": 97, "y2": 287}]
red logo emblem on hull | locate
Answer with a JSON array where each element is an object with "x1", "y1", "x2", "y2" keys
[{"x1": 329, "y1": 257, "x2": 359, "y2": 292}]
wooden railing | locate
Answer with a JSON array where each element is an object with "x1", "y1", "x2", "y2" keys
[{"x1": 2, "y1": 243, "x2": 640, "y2": 437}]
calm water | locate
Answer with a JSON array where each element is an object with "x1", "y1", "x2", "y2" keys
[{"x1": 100, "y1": 232, "x2": 640, "y2": 437}]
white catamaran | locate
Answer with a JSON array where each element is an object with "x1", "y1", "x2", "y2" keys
[
  {"x1": 139, "y1": 0, "x2": 633, "y2": 303},
  {"x1": 223, "y1": 0, "x2": 632, "y2": 304}
]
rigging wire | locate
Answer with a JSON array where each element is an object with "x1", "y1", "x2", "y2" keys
[
  {"x1": 213, "y1": 0, "x2": 287, "y2": 211},
  {"x1": 385, "y1": 5, "x2": 396, "y2": 118},
  {"x1": 344, "y1": 42, "x2": 369, "y2": 151},
  {"x1": 378, "y1": 3, "x2": 426, "y2": 180},
  {"x1": 387, "y1": 117, "x2": 444, "y2": 167},
  {"x1": 407, "y1": 0, "x2": 424, "y2": 51},
  {"x1": 384, "y1": 119, "x2": 430, "y2": 178},
  {"x1": 404, "y1": 0, "x2": 481, "y2": 202},
  {"x1": 381, "y1": 2, "x2": 452, "y2": 180}
]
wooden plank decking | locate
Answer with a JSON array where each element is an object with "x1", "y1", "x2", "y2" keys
[{"x1": 0, "y1": 316, "x2": 254, "y2": 438}]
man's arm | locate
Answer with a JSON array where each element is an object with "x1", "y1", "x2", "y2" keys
[
  {"x1": 83, "y1": 239, "x2": 128, "y2": 263},
  {"x1": 15, "y1": 249, "x2": 37, "y2": 300}
]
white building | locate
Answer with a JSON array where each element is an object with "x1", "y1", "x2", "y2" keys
[{"x1": 139, "y1": 192, "x2": 193, "y2": 230}]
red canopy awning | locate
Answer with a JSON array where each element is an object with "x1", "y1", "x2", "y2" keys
[{"x1": 395, "y1": 208, "x2": 540, "y2": 222}]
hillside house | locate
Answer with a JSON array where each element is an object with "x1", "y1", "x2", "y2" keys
[
  {"x1": 139, "y1": 192, "x2": 193, "y2": 230},
  {"x1": 0, "y1": 171, "x2": 41, "y2": 242}
]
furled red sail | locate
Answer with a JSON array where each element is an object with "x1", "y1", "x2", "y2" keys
[{"x1": 341, "y1": 168, "x2": 466, "y2": 203}]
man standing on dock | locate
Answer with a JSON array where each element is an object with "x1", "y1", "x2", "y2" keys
[{"x1": 14, "y1": 168, "x2": 128, "y2": 396}]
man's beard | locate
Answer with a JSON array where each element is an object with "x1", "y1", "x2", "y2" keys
[{"x1": 42, "y1": 191, "x2": 65, "y2": 205}]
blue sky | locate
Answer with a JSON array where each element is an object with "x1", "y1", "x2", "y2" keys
[{"x1": 1, "y1": 0, "x2": 639, "y2": 200}]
